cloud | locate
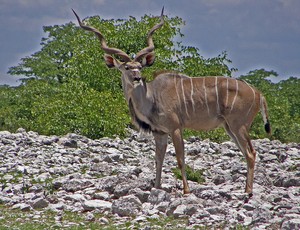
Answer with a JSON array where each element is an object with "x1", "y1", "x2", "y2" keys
[
  {"x1": 199, "y1": 0, "x2": 243, "y2": 8},
  {"x1": 0, "y1": 73, "x2": 22, "y2": 86},
  {"x1": 0, "y1": 0, "x2": 299, "y2": 85}
]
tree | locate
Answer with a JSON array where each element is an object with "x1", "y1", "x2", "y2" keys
[
  {"x1": 0, "y1": 79, "x2": 130, "y2": 138},
  {"x1": 8, "y1": 14, "x2": 233, "y2": 88},
  {"x1": 4, "y1": 13, "x2": 235, "y2": 139},
  {"x1": 239, "y1": 69, "x2": 300, "y2": 142}
]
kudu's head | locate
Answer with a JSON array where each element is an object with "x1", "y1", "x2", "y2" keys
[{"x1": 72, "y1": 8, "x2": 164, "y2": 85}]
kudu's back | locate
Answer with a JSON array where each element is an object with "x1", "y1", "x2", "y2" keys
[{"x1": 148, "y1": 72, "x2": 268, "y2": 133}]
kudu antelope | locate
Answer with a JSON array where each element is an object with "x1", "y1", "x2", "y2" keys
[{"x1": 73, "y1": 8, "x2": 271, "y2": 195}]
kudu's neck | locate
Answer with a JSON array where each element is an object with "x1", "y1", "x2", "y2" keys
[
  {"x1": 121, "y1": 75, "x2": 154, "y2": 111},
  {"x1": 121, "y1": 74, "x2": 158, "y2": 133}
]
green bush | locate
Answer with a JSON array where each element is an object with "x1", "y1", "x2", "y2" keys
[
  {"x1": 2, "y1": 13, "x2": 234, "y2": 140},
  {"x1": 0, "y1": 79, "x2": 129, "y2": 139},
  {"x1": 239, "y1": 70, "x2": 300, "y2": 143},
  {"x1": 1, "y1": 12, "x2": 299, "y2": 143}
]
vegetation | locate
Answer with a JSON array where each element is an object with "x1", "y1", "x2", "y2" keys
[
  {"x1": 172, "y1": 165, "x2": 205, "y2": 184},
  {"x1": 0, "y1": 204, "x2": 251, "y2": 229},
  {"x1": 0, "y1": 204, "x2": 191, "y2": 229},
  {"x1": 1, "y1": 13, "x2": 299, "y2": 142},
  {"x1": 239, "y1": 70, "x2": 300, "y2": 143}
]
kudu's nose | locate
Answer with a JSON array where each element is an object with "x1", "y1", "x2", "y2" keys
[{"x1": 132, "y1": 69, "x2": 141, "y2": 82}]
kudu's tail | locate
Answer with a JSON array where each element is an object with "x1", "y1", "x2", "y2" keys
[{"x1": 260, "y1": 95, "x2": 271, "y2": 134}]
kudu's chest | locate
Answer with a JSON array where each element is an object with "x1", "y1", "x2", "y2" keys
[{"x1": 127, "y1": 93, "x2": 168, "y2": 134}]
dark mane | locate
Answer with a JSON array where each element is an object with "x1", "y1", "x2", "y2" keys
[
  {"x1": 128, "y1": 98, "x2": 152, "y2": 133},
  {"x1": 128, "y1": 98, "x2": 165, "y2": 134}
]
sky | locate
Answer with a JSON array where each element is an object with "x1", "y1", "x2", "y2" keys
[{"x1": 1, "y1": 0, "x2": 300, "y2": 86}]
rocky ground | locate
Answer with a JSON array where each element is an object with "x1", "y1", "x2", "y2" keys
[{"x1": 0, "y1": 128, "x2": 299, "y2": 229}]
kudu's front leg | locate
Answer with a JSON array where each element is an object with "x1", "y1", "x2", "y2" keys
[
  {"x1": 171, "y1": 129, "x2": 190, "y2": 194},
  {"x1": 153, "y1": 133, "x2": 168, "y2": 189}
]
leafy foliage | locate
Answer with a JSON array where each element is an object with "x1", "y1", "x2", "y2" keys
[
  {"x1": 172, "y1": 165, "x2": 205, "y2": 184},
  {"x1": 239, "y1": 69, "x2": 300, "y2": 142},
  {"x1": 0, "y1": 79, "x2": 129, "y2": 138},
  {"x1": 2, "y1": 13, "x2": 233, "y2": 139},
  {"x1": 1, "y1": 13, "x2": 299, "y2": 142}
]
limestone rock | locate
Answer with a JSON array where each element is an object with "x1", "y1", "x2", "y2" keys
[
  {"x1": 112, "y1": 194, "x2": 142, "y2": 217},
  {"x1": 0, "y1": 129, "x2": 299, "y2": 228}
]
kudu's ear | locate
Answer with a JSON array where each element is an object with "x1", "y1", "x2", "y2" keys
[
  {"x1": 104, "y1": 54, "x2": 122, "y2": 68},
  {"x1": 141, "y1": 52, "x2": 155, "y2": 67}
]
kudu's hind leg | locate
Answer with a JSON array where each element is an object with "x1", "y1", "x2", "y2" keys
[
  {"x1": 171, "y1": 129, "x2": 190, "y2": 194},
  {"x1": 244, "y1": 138, "x2": 256, "y2": 195},
  {"x1": 224, "y1": 124, "x2": 256, "y2": 195},
  {"x1": 153, "y1": 132, "x2": 168, "y2": 189}
]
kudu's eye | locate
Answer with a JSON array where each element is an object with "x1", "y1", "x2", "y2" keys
[{"x1": 124, "y1": 65, "x2": 129, "y2": 70}]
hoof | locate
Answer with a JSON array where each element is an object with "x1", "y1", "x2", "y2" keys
[
  {"x1": 244, "y1": 192, "x2": 253, "y2": 203},
  {"x1": 183, "y1": 189, "x2": 190, "y2": 195}
]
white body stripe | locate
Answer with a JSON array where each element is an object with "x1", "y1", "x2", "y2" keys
[
  {"x1": 203, "y1": 78, "x2": 210, "y2": 115},
  {"x1": 225, "y1": 78, "x2": 229, "y2": 108},
  {"x1": 230, "y1": 79, "x2": 239, "y2": 113},
  {"x1": 174, "y1": 77, "x2": 181, "y2": 112},
  {"x1": 244, "y1": 81, "x2": 256, "y2": 116},
  {"x1": 215, "y1": 77, "x2": 220, "y2": 114},
  {"x1": 190, "y1": 78, "x2": 195, "y2": 112},
  {"x1": 181, "y1": 78, "x2": 189, "y2": 117}
]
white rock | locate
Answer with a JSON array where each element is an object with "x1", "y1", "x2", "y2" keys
[
  {"x1": 65, "y1": 194, "x2": 86, "y2": 202},
  {"x1": 148, "y1": 188, "x2": 170, "y2": 205},
  {"x1": 12, "y1": 203, "x2": 31, "y2": 211},
  {"x1": 82, "y1": 200, "x2": 112, "y2": 212},
  {"x1": 93, "y1": 191, "x2": 110, "y2": 200},
  {"x1": 0, "y1": 129, "x2": 299, "y2": 228},
  {"x1": 282, "y1": 218, "x2": 300, "y2": 230},
  {"x1": 112, "y1": 194, "x2": 142, "y2": 217},
  {"x1": 173, "y1": 204, "x2": 187, "y2": 218}
]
